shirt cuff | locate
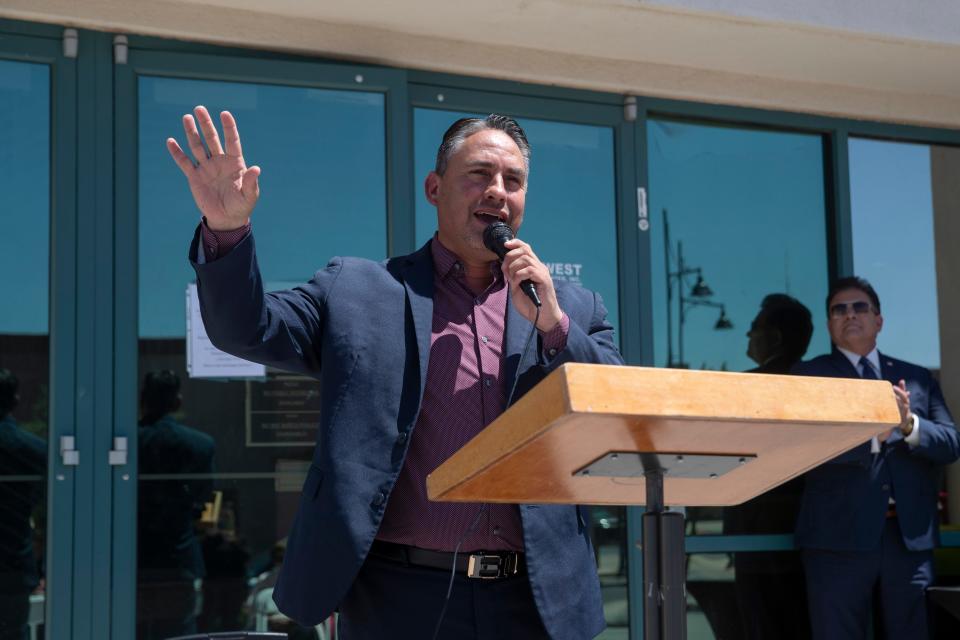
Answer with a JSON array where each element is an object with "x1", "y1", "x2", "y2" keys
[
  {"x1": 870, "y1": 436, "x2": 880, "y2": 454},
  {"x1": 904, "y1": 413, "x2": 921, "y2": 448},
  {"x1": 200, "y1": 217, "x2": 250, "y2": 261},
  {"x1": 540, "y1": 312, "x2": 569, "y2": 360}
]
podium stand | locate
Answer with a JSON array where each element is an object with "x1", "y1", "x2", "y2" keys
[{"x1": 427, "y1": 363, "x2": 900, "y2": 640}]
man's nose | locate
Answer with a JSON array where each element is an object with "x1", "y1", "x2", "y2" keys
[{"x1": 484, "y1": 174, "x2": 507, "y2": 201}]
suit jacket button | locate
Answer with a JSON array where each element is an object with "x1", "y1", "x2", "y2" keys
[
  {"x1": 882, "y1": 484, "x2": 890, "y2": 491},
  {"x1": 372, "y1": 491, "x2": 386, "y2": 507},
  {"x1": 397, "y1": 432, "x2": 408, "y2": 445}
]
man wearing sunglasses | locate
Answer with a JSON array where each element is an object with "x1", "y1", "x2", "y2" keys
[{"x1": 792, "y1": 276, "x2": 959, "y2": 639}]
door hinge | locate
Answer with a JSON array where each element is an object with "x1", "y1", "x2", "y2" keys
[
  {"x1": 63, "y1": 28, "x2": 79, "y2": 59},
  {"x1": 624, "y1": 95, "x2": 637, "y2": 122},
  {"x1": 113, "y1": 35, "x2": 128, "y2": 65},
  {"x1": 60, "y1": 435, "x2": 79, "y2": 466}
]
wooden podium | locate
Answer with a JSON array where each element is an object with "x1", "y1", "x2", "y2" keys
[{"x1": 427, "y1": 363, "x2": 901, "y2": 639}]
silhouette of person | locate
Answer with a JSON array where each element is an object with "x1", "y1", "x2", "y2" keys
[
  {"x1": 0, "y1": 368, "x2": 45, "y2": 640},
  {"x1": 726, "y1": 294, "x2": 814, "y2": 639},
  {"x1": 136, "y1": 370, "x2": 215, "y2": 640}
]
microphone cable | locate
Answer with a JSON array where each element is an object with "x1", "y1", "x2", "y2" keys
[{"x1": 431, "y1": 304, "x2": 540, "y2": 640}]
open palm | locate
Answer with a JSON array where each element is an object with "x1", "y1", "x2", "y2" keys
[{"x1": 167, "y1": 105, "x2": 261, "y2": 231}]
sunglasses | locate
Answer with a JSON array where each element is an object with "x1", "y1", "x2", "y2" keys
[{"x1": 829, "y1": 301, "x2": 875, "y2": 317}]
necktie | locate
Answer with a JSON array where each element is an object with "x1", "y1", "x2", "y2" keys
[{"x1": 860, "y1": 356, "x2": 883, "y2": 456}]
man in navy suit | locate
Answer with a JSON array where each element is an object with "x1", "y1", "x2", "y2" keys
[
  {"x1": 792, "y1": 276, "x2": 959, "y2": 639},
  {"x1": 167, "y1": 107, "x2": 622, "y2": 639}
]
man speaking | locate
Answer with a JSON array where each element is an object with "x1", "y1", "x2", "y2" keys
[{"x1": 167, "y1": 108, "x2": 623, "y2": 639}]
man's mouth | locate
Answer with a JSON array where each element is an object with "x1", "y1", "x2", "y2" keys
[{"x1": 473, "y1": 210, "x2": 506, "y2": 224}]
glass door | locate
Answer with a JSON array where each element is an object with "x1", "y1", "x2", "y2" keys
[
  {"x1": 0, "y1": 28, "x2": 78, "y2": 640},
  {"x1": 409, "y1": 86, "x2": 633, "y2": 638},
  {"x1": 645, "y1": 116, "x2": 831, "y2": 638},
  {"x1": 113, "y1": 47, "x2": 405, "y2": 638}
]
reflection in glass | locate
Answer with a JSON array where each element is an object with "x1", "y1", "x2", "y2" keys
[
  {"x1": 0, "y1": 59, "x2": 50, "y2": 640},
  {"x1": 648, "y1": 118, "x2": 829, "y2": 373},
  {"x1": 137, "y1": 371, "x2": 214, "y2": 639},
  {"x1": 649, "y1": 119, "x2": 829, "y2": 636},
  {"x1": 649, "y1": 118, "x2": 829, "y2": 530},
  {"x1": 137, "y1": 76, "x2": 387, "y2": 637}
]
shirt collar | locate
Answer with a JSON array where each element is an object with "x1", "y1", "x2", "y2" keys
[
  {"x1": 429, "y1": 234, "x2": 502, "y2": 282},
  {"x1": 837, "y1": 345, "x2": 880, "y2": 376}
]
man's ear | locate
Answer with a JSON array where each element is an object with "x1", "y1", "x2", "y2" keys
[
  {"x1": 876, "y1": 313, "x2": 884, "y2": 333},
  {"x1": 424, "y1": 172, "x2": 441, "y2": 206}
]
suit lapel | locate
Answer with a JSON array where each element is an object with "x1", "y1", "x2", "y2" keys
[
  {"x1": 504, "y1": 294, "x2": 540, "y2": 405},
  {"x1": 878, "y1": 352, "x2": 900, "y2": 384},
  {"x1": 829, "y1": 347, "x2": 860, "y2": 378},
  {"x1": 400, "y1": 242, "x2": 435, "y2": 405}
]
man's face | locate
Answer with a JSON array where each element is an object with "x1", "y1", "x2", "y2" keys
[
  {"x1": 746, "y1": 311, "x2": 778, "y2": 365},
  {"x1": 424, "y1": 129, "x2": 527, "y2": 265},
  {"x1": 827, "y1": 287, "x2": 883, "y2": 354}
]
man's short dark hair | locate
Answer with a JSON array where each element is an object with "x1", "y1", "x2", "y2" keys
[
  {"x1": 759, "y1": 294, "x2": 814, "y2": 361},
  {"x1": 434, "y1": 114, "x2": 531, "y2": 176},
  {"x1": 826, "y1": 276, "x2": 881, "y2": 316},
  {"x1": 0, "y1": 368, "x2": 18, "y2": 417},
  {"x1": 141, "y1": 370, "x2": 181, "y2": 417}
]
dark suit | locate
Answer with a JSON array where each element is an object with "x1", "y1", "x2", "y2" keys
[
  {"x1": 793, "y1": 348, "x2": 959, "y2": 638},
  {"x1": 189, "y1": 230, "x2": 623, "y2": 639}
]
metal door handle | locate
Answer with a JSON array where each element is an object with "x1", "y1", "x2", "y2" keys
[
  {"x1": 109, "y1": 437, "x2": 128, "y2": 466},
  {"x1": 60, "y1": 436, "x2": 79, "y2": 466}
]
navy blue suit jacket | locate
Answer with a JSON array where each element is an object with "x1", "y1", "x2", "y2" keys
[
  {"x1": 189, "y1": 230, "x2": 623, "y2": 639},
  {"x1": 792, "y1": 349, "x2": 959, "y2": 552}
]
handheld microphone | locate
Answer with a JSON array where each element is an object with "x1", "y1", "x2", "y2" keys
[{"x1": 483, "y1": 221, "x2": 541, "y2": 308}]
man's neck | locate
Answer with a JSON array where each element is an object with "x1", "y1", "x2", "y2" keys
[
  {"x1": 435, "y1": 236, "x2": 497, "y2": 294},
  {"x1": 837, "y1": 341, "x2": 877, "y2": 358}
]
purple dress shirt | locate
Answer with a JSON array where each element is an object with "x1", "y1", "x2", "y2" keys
[{"x1": 200, "y1": 222, "x2": 569, "y2": 553}]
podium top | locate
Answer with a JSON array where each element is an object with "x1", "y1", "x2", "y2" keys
[{"x1": 427, "y1": 363, "x2": 900, "y2": 507}]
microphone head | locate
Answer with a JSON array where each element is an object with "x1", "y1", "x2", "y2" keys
[{"x1": 483, "y1": 221, "x2": 515, "y2": 260}]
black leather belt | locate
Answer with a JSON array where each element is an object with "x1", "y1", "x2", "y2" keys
[{"x1": 369, "y1": 539, "x2": 525, "y2": 579}]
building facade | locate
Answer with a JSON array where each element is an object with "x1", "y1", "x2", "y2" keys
[{"x1": 1, "y1": 2, "x2": 959, "y2": 638}]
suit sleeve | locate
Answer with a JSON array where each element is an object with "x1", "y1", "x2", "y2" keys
[
  {"x1": 540, "y1": 289, "x2": 624, "y2": 371},
  {"x1": 189, "y1": 226, "x2": 338, "y2": 376},
  {"x1": 908, "y1": 375, "x2": 960, "y2": 464}
]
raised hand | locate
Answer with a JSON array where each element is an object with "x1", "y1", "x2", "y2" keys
[{"x1": 167, "y1": 106, "x2": 260, "y2": 231}]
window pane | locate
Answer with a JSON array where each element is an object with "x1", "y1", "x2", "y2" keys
[
  {"x1": 136, "y1": 75, "x2": 387, "y2": 637},
  {"x1": 0, "y1": 59, "x2": 50, "y2": 639},
  {"x1": 647, "y1": 119, "x2": 829, "y2": 546},
  {"x1": 648, "y1": 118, "x2": 830, "y2": 373},
  {"x1": 139, "y1": 76, "x2": 386, "y2": 338},
  {"x1": 849, "y1": 137, "x2": 940, "y2": 368}
]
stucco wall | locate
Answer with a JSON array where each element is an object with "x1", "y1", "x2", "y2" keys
[{"x1": 2, "y1": 0, "x2": 960, "y2": 128}]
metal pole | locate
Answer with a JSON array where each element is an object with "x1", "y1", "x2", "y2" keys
[
  {"x1": 677, "y1": 241, "x2": 685, "y2": 368},
  {"x1": 643, "y1": 466, "x2": 664, "y2": 640},
  {"x1": 664, "y1": 209, "x2": 673, "y2": 367},
  {"x1": 642, "y1": 458, "x2": 687, "y2": 640}
]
